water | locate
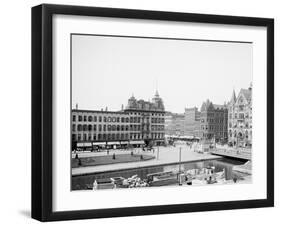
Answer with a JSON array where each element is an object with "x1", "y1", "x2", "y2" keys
[{"x1": 72, "y1": 158, "x2": 248, "y2": 190}]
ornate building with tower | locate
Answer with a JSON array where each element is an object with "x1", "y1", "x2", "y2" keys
[
  {"x1": 71, "y1": 90, "x2": 165, "y2": 150},
  {"x1": 227, "y1": 84, "x2": 252, "y2": 148},
  {"x1": 124, "y1": 91, "x2": 165, "y2": 146}
]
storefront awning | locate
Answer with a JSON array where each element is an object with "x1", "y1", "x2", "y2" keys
[
  {"x1": 129, "y1": 140, "x2": 145, "y2": 144},
  {"x1": 77, "y1": 142, "x2": 92, "y2": 147},
  {"x1": 107, "y1": 142, "x2": 120, "y2": 145},
  {"x1": 120, "y1": 141, "x2": 129, "y2": 144},
  {"x1": 92, "y1": 142, "x2": 106, "y2": 146}
]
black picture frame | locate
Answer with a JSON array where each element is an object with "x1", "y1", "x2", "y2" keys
[{"x1": 32, "y1": 4, "x2": 274, "y2": 222}]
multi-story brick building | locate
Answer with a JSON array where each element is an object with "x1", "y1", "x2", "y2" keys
[
  {"x1": 164, "y1": 112, "x2": 185, "y2": 136},
  {"x1": 124, "y1": 91, "x2": 165, "y2": 146},
  {"x1": 184, "y1": 107, "x2": 201, "y2": 138},
  {"x1": 227, "y1": 85, "x2": 252, "y2": 147},
  {"x1": 71, "y1": 91, "x2": 165, "y2": 150},
  {"x1": 199, "y1": 99, "x2": 228, "y2": 143}
]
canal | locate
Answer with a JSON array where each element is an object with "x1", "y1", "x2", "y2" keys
[{"x1": 72, "y1": 158, "x2": 248, "y2": 190}]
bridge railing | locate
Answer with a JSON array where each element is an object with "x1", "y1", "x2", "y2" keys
[{"x1": 211, "y1": 148, "x2": 252, "y2": 160}]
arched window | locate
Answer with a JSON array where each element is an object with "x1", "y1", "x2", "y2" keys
[
  {"x1": 88, "y1": 125, "x2": 92, "y2": 131},
  {"x1": 77, "y1": 124, "x2": 82, "y2": 131},
  {"x1": 88, "y1": 116, "x2": 92, "y2": 122},
  {"x1": 83, "y1": 125, "x2": 87, "y2": 131}
]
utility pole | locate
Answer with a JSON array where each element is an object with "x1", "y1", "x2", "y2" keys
[
  {"x1": 157, "y1": 146, "x2": 159, "y2": 160},
  {"x1": 179, "y1": 147, "x2": 182, "y2": 173}
]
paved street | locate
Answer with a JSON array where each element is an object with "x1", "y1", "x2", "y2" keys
[{"x1": 72, "y1": 144, "x2": 222, "y2": 176}]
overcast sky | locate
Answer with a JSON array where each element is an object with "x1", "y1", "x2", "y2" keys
[{"x1": 72, "y1": 34, "x2": 252, "y2": 113}]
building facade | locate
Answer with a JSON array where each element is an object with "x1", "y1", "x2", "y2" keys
[
  {"x1": 124, "y1": 91, "x2": 165, "y2": 146},
  {"x1": 164, "y1": 112, "x2": 185, "y2": 136},
  {"x1": 227, "y1": 85, "x2": 252, "y2": 147},
  {"x1": 71, "y1": 91, "x2": 165, "y2": 149},
  {"x1": 184, "y1": 107, "x2": 201, "y2": 137},
  {"x1": 199, "y1": 99, "x2": 228, "y2": 143}
]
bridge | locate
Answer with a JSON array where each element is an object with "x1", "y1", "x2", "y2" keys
[{"x1": 210, "y1": 148, "x2": 252, "y2": 160}]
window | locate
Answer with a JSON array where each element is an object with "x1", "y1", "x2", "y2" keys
[
  {"x1": 72, "y1": 125, "x2": 76, "y2": 132},
  {"x1": 108, "y1": 125, "x2": 111, "y2": 131},
  {"x1": 78, "y1": 116, "x2": 82, "y2": 121},
  {"x1": 103, "y1": 125, "x2": 106, "y2": 131},
  {"x1": 104, "y1": 117, "x2": 107, "y2": 122},
  {"x1": 83, "y1": 125, "x2": 87, "y2": 131},
  {"x1": 88, "y1": 125, "x2": 92, "y2": 131},
  {"x1": 93, "y1": 116, "x2": 97, "y2": 122},
  {"x1": 88, "y1": 116, "x2": 92, "y2": 121},
  {"x1": 99, "y1": 116, "x2": 102, "y2": 122},
  {"x1": 77, "y1": 124, "x2": 82, "y2": 131},
  {"x1": 121, "y1": 117, "x2": 124, "y2": 123},
  {"x1": 108, "y1": 117, "x2": 111, "y2": 122},
  {"x1": 99, "y1": 125, "x2": 102, "y2": 131},
  {"x1": 72, "y1": 115, "x2": 76, "y2": 121},
  {"x1": 116, "y1": 117, "x2": 120, "y2": 122},
  {"x1": 93, "y1": 125, "x2": 96, "y2": 131},
  {"x1": 78, "y1": 134, "x2": 81, "y2": 141},
  {"x1": 84, "y1": 116, "x2": 87, "y2": 121}
]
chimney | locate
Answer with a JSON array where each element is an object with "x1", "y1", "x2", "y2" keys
[
  {"x1": 105, "y1": 106, "x2": 108, "y2": 111},
  {"x1": 121, "y1": 104, "x2": 124, "y2": 111},
  {"x1": 76, "y1": 103, "x2": 78, "y2": 110}
]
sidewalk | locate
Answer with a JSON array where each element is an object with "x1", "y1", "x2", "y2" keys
[{"x1": 72, "y1": 145, "x2": 222, "y2": 176}]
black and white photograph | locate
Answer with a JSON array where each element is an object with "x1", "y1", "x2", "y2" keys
[
  {"x1": 71, "y1": 34, "x2": 253, "y2": 191},
  {"x1": 29, "y1": 3, "x2": 274, "y2": 222}
]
